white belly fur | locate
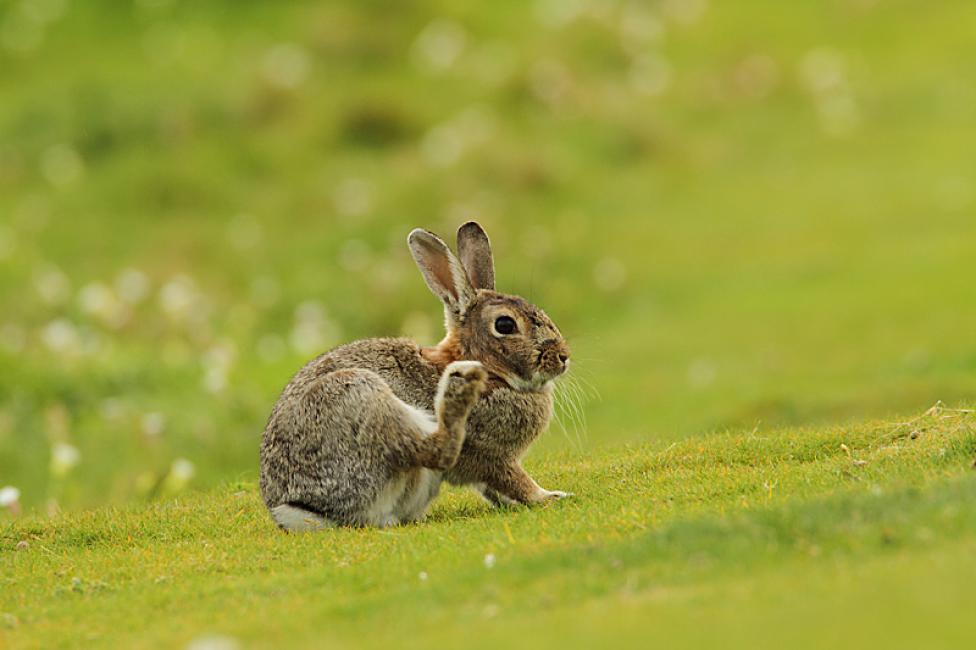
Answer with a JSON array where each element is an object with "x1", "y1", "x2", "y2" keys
[
  {"x1": 402, "y1": 402, "x2": 438, "y2": 436},
  {"x1": 364, "y1": 468, "x2": 442, "y2": 527},
  {"x1": 362, "y1": 400, "x2": 442, "y2": 527}
]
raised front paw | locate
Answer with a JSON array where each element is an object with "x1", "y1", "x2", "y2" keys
[
  {"x1": 443, "y1": 361, "x2": 488, "y2": 404},
  {"x1": 446, "y1": 360, "x2": 488, "y2": 383}
]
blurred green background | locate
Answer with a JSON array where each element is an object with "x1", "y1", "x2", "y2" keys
[{"x1": 1, "y1": 0, "x2": 974, "y2": 512}]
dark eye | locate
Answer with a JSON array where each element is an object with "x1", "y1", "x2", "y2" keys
[{"x1": 494, "y1": 316, "x2": 517, "y2": 335}]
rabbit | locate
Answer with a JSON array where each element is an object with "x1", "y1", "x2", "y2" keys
[{"x1": 260, "y1": 221, "x2": 572, "y2": 530}]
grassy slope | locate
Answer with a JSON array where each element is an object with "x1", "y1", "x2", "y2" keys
[
  {"x1": 3, "y1": 405, "x2": 974, "y2": 649},
  {"x1": 2, "y1": 0, "x2": 976, "y2": 510}
]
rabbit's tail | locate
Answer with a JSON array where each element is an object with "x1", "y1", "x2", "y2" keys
[{"x1": 270, "y1": 502, "x2": 331, "y2": 532}]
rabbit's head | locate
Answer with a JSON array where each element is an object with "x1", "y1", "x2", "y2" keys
[{"x1": 409, "y1": 222, "x2": 570, "y2": 391}]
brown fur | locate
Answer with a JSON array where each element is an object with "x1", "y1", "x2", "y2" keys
[
  {"x1": 421, "y1": 333, "x2": 463, "y2": 369},
  {"x1": 259, "y1": 222, "x2": 571, "y2": 530}
]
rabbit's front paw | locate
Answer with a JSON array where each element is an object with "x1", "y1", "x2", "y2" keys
[
  {"x1": 443, "y1": 361, "x2": 488, "y2": 404},
  {"x1": 447, "y1": 360, "x2": 488, "y2": 383},
  {"x1": 533, "y1": 488, "x2": 574, "y2": 503},
  {"x1": 436, "y1": 361, "x2": 488, "y2": 428}
]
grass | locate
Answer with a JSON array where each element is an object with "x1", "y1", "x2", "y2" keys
[
  {"x1": 2, "y1": 1, "x2": 975, "y2": 646},
  {"x1": 2, "y1": 0, "x2": 976, "y2": 510},
  {"x1": 3, "y1": 404, "x2": 975, "y2": 648}
]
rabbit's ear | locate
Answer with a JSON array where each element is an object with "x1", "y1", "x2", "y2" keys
[
  {"x1": 456, "y1": 221, "x2": 495, "y2": 291},
  {"x1": 408, "y1": 228, "x2": 476, "y2": 320}
]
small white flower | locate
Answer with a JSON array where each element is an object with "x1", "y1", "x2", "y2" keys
[
  {"x1": 158, "y1": 275, "x2": 197, "y2": 319},
  {"x1": 290, "y1": 301, "x2": 339, "y2": 356},
  {"x1": 34, "y1": 264, "x2": 71, "y2": 305},
  {"x1": 420, "y1": 123, "x2": 464, "y2": 168},
  {"x1": 115, "y1": 268, "x2": 150, "y2": 304},
  {"x1": 171, "y1": 458, "x2": 195, "y2": 482},
  {"x1": 77, "y1": 282, "x2": 128, "y2": 328},
  {"x1": 799, "y1": 48, "x2": 847, "y2": 95},
  {"x1": 203, "y1": 367, "x2": 227, "y2": 394},
  {"x1": 534, "y1": 0, "x2": 585, "y2": 29},
  {"x1": 262, "y1": 43, "x2": 310, "y2": 89},
  {"x1": 290, "y1": 322, "x2": 326, "y2": 356},
  {"x1": 630, "y1": 53, "x2": 672, "y2": 97},
  {"x1": 185, "y1": 635, "x2": 240, "y2": 650},
  {"x1": 411, "y1": 20, "x2": 466, "y2": 73},
  {"x1": 619, "y1": 3, "x2": 665, "y2": 53},
  {"x1": 163, "y1": 458, "x2": 196, "y2": 493},
  {"x1": 418, "y1": 571, "x2": 428, "y2": 581},
  {"x1": 100, "y1": 398, "x2": 126, "y2": 421},
  {"x1": 203, "y1": 342, "x2": 236, "y2": 372},
  {"x1": 78, "y1": 282, "x2": 113, "y2": 315},
  {"x1": 0, "y1": 485, "x2": 21, "y2": 508},
  {"x1": 141, "y1": 412, "x2": 166, "y2": 437},
  {"x1": 662, "y1": 0, "x2": 709, "y2": 25},
  {"x1": 484, "y1": 553, "x2": 496, "y2": 569},
  {"x1": 50, "y1": 442, "x2": 81, "y2": 476}
]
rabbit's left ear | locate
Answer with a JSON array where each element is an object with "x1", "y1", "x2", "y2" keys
[
  {"x1": 456, "y1": 221, "x2": 495, "y2": 291},
  {"x1": 408, "y1": 228, "x2": 476, "y2": 322}
]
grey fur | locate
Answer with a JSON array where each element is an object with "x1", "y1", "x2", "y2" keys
[
  {"x1": 456, "y1": 221, "x2": 495, "y2": 290},
  {"x1": 260, "y1": 222, "x2": 571, "y2": 530}
]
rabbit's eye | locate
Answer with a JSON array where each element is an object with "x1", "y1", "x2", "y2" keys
[{"x1": 494, "y1": 316, "x2": 518, "y2": 335}]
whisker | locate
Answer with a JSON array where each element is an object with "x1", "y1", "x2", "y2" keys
[
  {"x1": 559, "y1": 380, "x2": 586, "y2": 449},
  {"x1": 551, "y1": 382, "x2": 582, "y2": 451},
  {"x1": 551, "y1": 369, "x2": 592, "y2": 450}
]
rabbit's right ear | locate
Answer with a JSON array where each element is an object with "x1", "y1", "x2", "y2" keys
[
  {"x1": 456, "y1": 221, "x2": 495, "y2": 290},
  {"x1": 408, "y1": 228, "x2": 476, "y2": 322}
]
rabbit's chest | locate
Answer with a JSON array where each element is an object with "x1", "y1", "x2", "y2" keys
[{"x1": 467, "y1": 387, "x2": 554, "y2": 450}]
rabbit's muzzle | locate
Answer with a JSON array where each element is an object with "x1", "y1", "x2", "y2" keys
[{"x1": 538, "y1": 339, "x2": 571, "y2": 379}]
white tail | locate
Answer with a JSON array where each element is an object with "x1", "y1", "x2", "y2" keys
[{"x1": 270, "y1": 504, "x2": 330, "y2": 532}]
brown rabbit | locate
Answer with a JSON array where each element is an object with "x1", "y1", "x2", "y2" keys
[{"x1": 260, "y1": 221, "x2": 571, "y2": 530}]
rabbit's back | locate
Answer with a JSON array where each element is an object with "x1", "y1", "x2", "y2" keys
[{"x1": 277, "y1": 337, "x2": 441, "y2": 414}]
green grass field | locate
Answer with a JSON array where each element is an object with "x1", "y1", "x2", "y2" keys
[
  {"x1": 2, "y1": 0, "x2": 975, "y2": 647},
  {"x1": 3, "y1": 405, "x2": 975, "y2": 648}
]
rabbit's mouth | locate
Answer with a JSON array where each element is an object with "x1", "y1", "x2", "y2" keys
[
  {"x1": 503, "y1": 365, "x2": 567, "y2": 393},
  {"x1": 503, "y1": 374, "x2": 554, "y2": 393}
]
